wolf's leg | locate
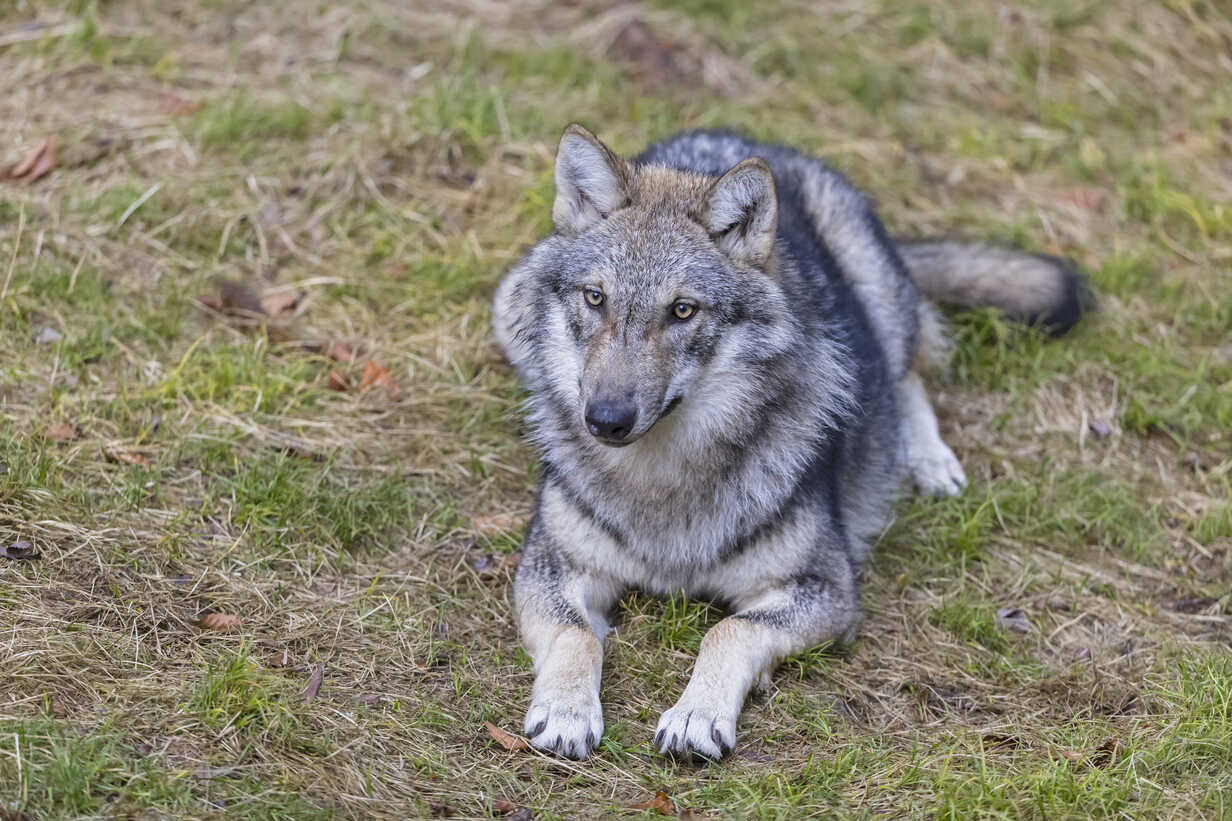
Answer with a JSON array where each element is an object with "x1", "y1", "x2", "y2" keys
[
  {"x1": 655, "y1": 573, "x2": 861, "y2": 760},
  {"x1": 898, "y1": 371, "x2": 966, "y2": 496},
  {"x1": 514, "y1": 532, "x2": 621, "y2": 760}
]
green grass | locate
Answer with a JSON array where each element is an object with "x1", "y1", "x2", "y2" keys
[{"x1": 1, "y1": 0, "x2": 1230, "y2": 818}]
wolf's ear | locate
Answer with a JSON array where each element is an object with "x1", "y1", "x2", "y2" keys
[
  {"x1": 553, "y1": 124, "x2": 629, "y2": 235},
  {"x1": 696, "y1": 158, "x2": 777, "y2": 268}
]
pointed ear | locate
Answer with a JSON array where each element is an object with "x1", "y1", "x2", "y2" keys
[
  {"x1": 552, "y1": 124, "x2": 629, "y2": 235},
  {"x1": 696, "y1": 158, "x2": 777, "y2": 268}
]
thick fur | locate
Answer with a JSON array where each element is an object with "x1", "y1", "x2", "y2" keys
[{"x1": 492, "y1": 126, "x2": 1083, "y2": 761}]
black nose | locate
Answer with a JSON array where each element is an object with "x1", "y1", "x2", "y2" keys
[{"x1": 584, "y1": 400, "x2": 638, "y2": 440}]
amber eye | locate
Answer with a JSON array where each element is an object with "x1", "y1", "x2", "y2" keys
[
  {"x1": 584, "y1": 287, "x2": 604, "y2": 307},
  {"x1": 672, "y1": 301, "x2": 696, "y2": 321}
]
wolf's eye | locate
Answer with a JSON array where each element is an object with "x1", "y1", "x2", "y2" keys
[
  {"x1": 584, "y1": 288, "x2": 604, "y2": 307},
  {"x1": 671, "y1": 301, "x2": 696, "y2": 321}
]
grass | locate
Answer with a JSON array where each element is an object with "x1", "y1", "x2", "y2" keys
[{"x1": 1, "y1": 0, "x2": 1230, "y2": 818}]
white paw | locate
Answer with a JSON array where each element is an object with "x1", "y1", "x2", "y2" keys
[
  {"x1": 908, "y1": 441, "x2": 967, "y2": 497},
  {"x1": 654, "y1": 699, "x2": 736, "y2": 762},
  {"x1": 523, "y1": 686, "x2": 603, "y2": 760}
]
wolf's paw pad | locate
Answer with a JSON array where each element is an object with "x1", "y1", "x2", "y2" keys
[
  {"x1": 523, "y1": 692, "x2": 603, "y2": 760},
  {"x1": 654, "y1": 705, "x2": 735, "y2": 763},
  {"x1": 909, "y1": 442, "x2": 967, "y2": 497}
]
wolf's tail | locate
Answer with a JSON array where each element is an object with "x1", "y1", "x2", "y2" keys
[{"x1": 896, "y1": 240, "x2": 1088, "y2": 335}]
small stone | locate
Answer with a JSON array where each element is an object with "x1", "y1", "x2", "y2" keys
[
  {"x1": 34, "y1": 326, "x2": 63, "y2": 345},
  {"x1": 1088, "y1": 420, "x2": 1111, "y2": 438}
]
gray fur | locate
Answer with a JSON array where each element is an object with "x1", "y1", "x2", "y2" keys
[{"x1": 492, "y1": 125, "x2": 1084, "y2": 761}]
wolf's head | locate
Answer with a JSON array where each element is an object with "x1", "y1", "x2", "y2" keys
[{"x1": 531, "y1": 124, "x2": 793, "y2": 448}]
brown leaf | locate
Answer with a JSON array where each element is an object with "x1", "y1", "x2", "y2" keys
[
  {"x1": 630, "y1": 791, "x2": 676, "y2": 815},
  {"x1": 218, "y1": 279, "x2": 265, "y2": 315},
  {"x1": 3, "y1": 541, "x2": 41, "y2": 561},
  {"x1": 327, "y1": 370, "x2": 349, "y2": 391},
  {"x1": 259, "y1": 289, "x2": 304, "y2": 317},
  {"x1": 485, "y1": 722, "x2": 529, "y2": 752},
  {"x1": 196, "y1": 292, "x2": 223, "y2": 311},
  {"x1": 359, "y1": 360, "x2": 399, "y2": 394},
  {"x1": 982, "y1": 733, "x2": 1022, "y2": 750},
  {"x1": 325, "y1": 341, "x2": 356, "y2": 364},
  {"x1": 105, "y1": 444, "x2": 152, "y2": 468},
  {"x1": 160, "y1": 90, "x2": 202, "y2": 116},
  {"x1": 1060, "y1": 185, "x2": 1106, "y2": 213},
  {"x1": 473, "y1": 511, "x2": 529, "y2": 536},
  {"x1": 196, "y1": 613, "x2": 242, "y2": 632},
  {"x1": 302, "y1": 661, "x2": 325, "y2": 703},
  {"x1": 491, "y1": 798, "x2": 532, "y2": 817},
  {"x1": 46, "y1": 423, "x2": 77, "y2": 442},
  {"x1": 678, "y1": 811, "x2": 706, "y2": 821},
  {"x1": 6, "y1": 136, "x2": 55, "y2": 183},
  {"x1": 1060, "y1": 749, "x2": 1084, "y2": 762},
  {"x1": 1091, "y1": 737, "x2": 1120, "y2": 768}
]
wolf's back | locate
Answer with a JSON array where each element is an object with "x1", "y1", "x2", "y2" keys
[{"x1": 896, "y1": 240, "x2": 1087, "y2": 334}]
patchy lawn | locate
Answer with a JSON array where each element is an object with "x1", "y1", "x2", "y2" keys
[{"x1": 1, "y1": 1, "x2": 1229, "y2": 818}]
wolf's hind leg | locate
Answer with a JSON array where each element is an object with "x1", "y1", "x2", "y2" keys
[
  {"x1": 514, "y1": 539, "x2": 620, "y2": 760},
  {"x1": 655, "y1": 572, "x2": 860, "y2": 761},
  {"x1": 898, "y1": 371, "x2": 966, "y2": 496}
]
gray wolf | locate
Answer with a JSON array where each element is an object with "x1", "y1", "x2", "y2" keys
[{"x1": 491, "y1": 125, "x2": 1084, "y2": 761}]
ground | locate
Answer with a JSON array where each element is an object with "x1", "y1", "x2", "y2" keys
[{"x1": 1, "y1": 0, "x2": 1230, "y2": 818}]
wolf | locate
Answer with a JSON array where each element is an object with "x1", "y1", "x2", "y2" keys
[{"x1": 491, "y1": 125, "x2": 1083, "y2": 761}]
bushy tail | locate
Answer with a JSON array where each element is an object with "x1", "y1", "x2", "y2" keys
[{"x1": 896, "y1": 240, "x2": 1089, "y2": 335}]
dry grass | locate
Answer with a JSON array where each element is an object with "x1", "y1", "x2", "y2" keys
[{"x1": 1, "y1": 0, "x2": 1230, "y2": 818}]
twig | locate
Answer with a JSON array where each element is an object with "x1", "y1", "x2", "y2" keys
[{"x1": 1, "y1": 203, "x2": 24, "y2": 300}]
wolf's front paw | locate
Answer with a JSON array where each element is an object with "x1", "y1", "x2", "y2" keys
[
  {"x1": 908, "y1": 440, "x2": 967, "y2": 497},
  {"x1": 523, "y1": 688, "x2": 603, "y2": 760},
  {"x1": 654, "y1": 702, "x2": 736, "y2": 762}
]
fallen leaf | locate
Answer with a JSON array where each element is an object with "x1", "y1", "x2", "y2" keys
[
  {"x1": 302, "y1": 661, "x2": 325, "y2": 703},
  {"x1": 195, "y1": 613, "x2": 242, "y2": 632},
  {"x1": 355, "y1": 692, "x2": 386, "y2": 707},
  {"x1": 678, "y1": 811, "x2": 706, "y2": 821},
  {"x1": 1060, "y1": 749, "x2": 1084, "y2": 762},
  {"x1": 105, "y1": 444, "x2": 152, "y2": 468},
  {"x1": 327, "y1": 370, "x2": 349, "y2": 391},
  {"x1": 485, "y1": 722, "x2": 529, "y2": 752},
  {"x1": 492, "y1": 798, "x2": 533, "y2": 818},
  {"x1": 1091, "y1": 737, "x2": 1120, "y2": 768},
  {"x1": 6, "y1": 135, "x2": 55, "y2": 184},
  {"x1": 1060, "y1": 185, "x2": 1106, "y2": 213},
  {"x1": 982, "y1": 733, "x2": 1022, "y2": 750},
  {"x1": 160, "y1": 90, "x2": 202, "y2": 116},
  {"x1": 198, "y1": 279, "x2": 265, "y2": 318},
  {"x1": 473, "y1": 512, "x2": 529, "y2": 536},
  {"x1": 1066, "y1": 646, "x2": 1092, "y2": 662},
  {"x1": 324, "y1": 341, "x2": 356, "y2": 363},
  {"x1": 3, "y1": 541, "x2": 41, "y2": 561},
  {"x1": 45, "y1": 423, "x2": 77, "y2": 442},
  {"x1": 359, "y1": 360, "x2": 399, "y2": 394},
  {"x1": 630, "y1": 791, "x2": 676, "y2": 815},
  {"x1": 995, "y1": 607, "x2": 1034, "y2": 634},
  {"x1": 218, "y1": 279, "x2": 265, "y2": 315},
  {"x1": 1087, "y1": 420, "x2": 1111, "y2": 438},
  {"x1": 1043, "y1": 594, "x2": 1072, "y2": 611},
  {"x1": 259, "y1": 289, "x2": 304, "y2": 317}
]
